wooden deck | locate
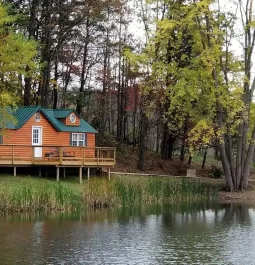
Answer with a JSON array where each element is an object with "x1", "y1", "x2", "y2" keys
[{"x1": 0, "y1": 145, "x2": 116, "y2": 167}]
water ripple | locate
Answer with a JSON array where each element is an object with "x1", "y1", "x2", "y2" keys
[{"x1": 0, "y1": 204, "x2": 255, "y2": 265}]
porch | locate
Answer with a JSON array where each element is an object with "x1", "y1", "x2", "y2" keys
[
  {"x1": 0, "y1": 145, "x2": 116, "y2": 183},
  {"x1": 0, "y1": 145, "x2": 116, "y2": 166}
]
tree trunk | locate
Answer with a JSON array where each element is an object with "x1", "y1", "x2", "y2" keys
[
  {"x1": 138, "y1": 106, "x2": 149, "y2": 171},
  {"x1": 53, "y1": 61, "x2": 58, "y2": 109},
  {"x1": 116, "y1": 15, "x2": 123, "y2": 141},
  {"x1": 132, "y1": 84, "x2": 138, "y2": 152},
  {"x1": 24, "y1": 66, "x2": 32, "y2": 106},
  {"x1": 41, "y1": 0, "x2": 52, "y2": 108},
  {"x1": 24, "y1": 0, "x2": 39, "y2": 106},
  {"x1": 76, "y1": 15, "x2": 90, "y2": 115},
  {"x1": 180, "y1": 122, "x2": 187, "y2": 162},
  {"x1": 180, "y1": 144, "x2": 185, "y2": 162},
  {"x1": 201, "y1": 148, "x2": 207, "y2": 169},
  {"x1": 188, "y1": 154, "x2": 192, "y2": 165},
  {"x1": 161, "y1": 125, "x2": 175, "y2": 160}
]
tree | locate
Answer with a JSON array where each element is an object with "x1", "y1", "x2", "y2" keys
[
  {"x1": 154, "y1": 0, "x2": 255, "y2": 191},
  {"x1": 0, "y1": 3, "x2": 37, "y2": 126},
  {"x1": 127, "y1": 0, "x2": 255, "y2": 191}
]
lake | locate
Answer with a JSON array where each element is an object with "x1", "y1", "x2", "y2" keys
[{"x1": 0, "y1": 203, "x2": 254, "y2": 265}]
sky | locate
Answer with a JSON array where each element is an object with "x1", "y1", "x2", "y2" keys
[{"x1": 129, "y1": 0, "x2": 255, "y2": 81}]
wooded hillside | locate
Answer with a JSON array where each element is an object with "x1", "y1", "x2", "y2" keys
[{"x1": 1, "y1": 0, "x2": 255, "y2": 191}]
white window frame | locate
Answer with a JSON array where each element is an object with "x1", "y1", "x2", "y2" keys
[
  {"x1": 72, "y1": 133, "x2": 86, "y2": 146},
  {"x1": 32, "y1": 126, "x2": 43, "y2": 158},
  {"x1": 32, "y1": 126, "x2": 42, "y2": 145}
]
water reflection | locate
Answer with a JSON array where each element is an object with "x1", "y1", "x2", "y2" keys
[{"x1": 0, "y1": 203, "x2": 255, "y2": 265}]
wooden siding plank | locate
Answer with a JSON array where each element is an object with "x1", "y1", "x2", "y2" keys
[
  {"x1": 3, "y1": 113, "x2": 95, "y2": 149},
  {"x1": 65, "y1": 112, "x2": 80, "y2": 126}
]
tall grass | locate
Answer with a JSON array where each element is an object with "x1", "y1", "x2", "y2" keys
[
  {"x1": 0, "y1": 182, "x2": 83, "y2": 213},
  {"x1": 0, "y1": 176, "x2": 220, "y2": 213},
  {"x1": 84, "y1": 177, "x2": 220, "y2": 208}
]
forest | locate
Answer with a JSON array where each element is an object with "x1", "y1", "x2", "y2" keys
[{"x1": 0, "y1": 0, "x2": 255, "y2": 191}]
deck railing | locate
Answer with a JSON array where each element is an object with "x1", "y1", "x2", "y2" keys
[{"x1": 0, "y1": 145, "x2": 116, "y2": 167}]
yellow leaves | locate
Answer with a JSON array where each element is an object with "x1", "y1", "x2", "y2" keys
[
  {"x1": 0, "y1": 2, "x2": 37, "y2": 103},
  {"x1": 188, "y1": 119, "x2": 216, "y2": 151},
  {"x1": 219, "y1": 86, "x2": 244, "y2": 124},
  {"x1": 248, "y1": 103, "x2": 255, "y2": 140},
  {"x1": 0, "y1": 33, "x2": 37, "y2": 74},
  {"x1": 0, "y1": 5, "x2": 16, "y2": 28},
  {"x1": 156, "y1": 19, "x2": 176, "y2": 37},
  {"x1": 124, "y1": 48, "x2": 149, "y2": 72},
  {"x1": 248, "y1": 20, "x2": 255, "y2": 28},
  {"x1": 0, "y1": 91, "x2": 17, "y2": 105},
  {"x1": 0, "y1": 3, "x2": 38, "y2": 126}
]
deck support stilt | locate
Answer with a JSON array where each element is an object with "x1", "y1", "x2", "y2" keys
[
  {"x1": 56, "y1": 167, "x2": 59, "y2": 182},
  {"x1": 13, "y1": 167, "x2": 16, "y2": 177},
  {"x1": 63, "y1": 168, "x2": 66, "y2": 178},
  {"x1": 39, "y1": 168, "x2": 41, "y2": 177},
  {"x1": 79, "y1": 167, "x2": 82, "y2": 184},
  {"x1": 108, "y1": 167, "x2": 111, "y2": 180},
  {"x1": 87, "y1": 167, "x2": 90, "y2": 180}
]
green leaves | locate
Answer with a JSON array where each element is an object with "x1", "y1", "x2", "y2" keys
[
  {"x1": 0, "y1": 33, "x2": 37, "y2": 74},
  {"x1": 0, "y1": 3, "x2": 38, "y2": 127},
  {"x1": 0, "y1": 3, "x2": 38, "y2": 88}
]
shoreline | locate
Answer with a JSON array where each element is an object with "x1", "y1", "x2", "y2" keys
[
  {"x1": 0, "y1": 174, "x2": 255, "y2": 214},
  {"x1": 0, "y1": 175, "x2": 219, "y2": 213},
  {"x1": 219, "y1": 190, "x2": 255, "y2": 204}
]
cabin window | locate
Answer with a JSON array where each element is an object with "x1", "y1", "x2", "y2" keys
[
  {"x1": 0, "y1": 135, "x2": 3, "y2": 144},
  {"x1": 71, "y1": 133, "x2": 86, "y2": 146},
  {"x1": 70, "y1": 114, "x2": 76, "y2": 123},
  {"x1": 34, "y1": 112, "x2": 41, "y2": 122}
]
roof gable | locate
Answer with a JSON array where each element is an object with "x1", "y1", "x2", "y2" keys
[
  {"x1": 12, "y1": 106, "x2": 40, "y2": 129},
  {"x1": 7, "y1": 106, "x2": 97, "y2": 133}
]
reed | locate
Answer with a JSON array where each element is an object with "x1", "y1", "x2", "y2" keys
[
  {"x1": 0, "y1": 176, "x2": 220, "y2": 213},
  {"x1": 83, "y1": 177, "x2": 220, "y2": 208},
  {"x1": 0, "y1": 182, "x2": 83, "y2": 213}
]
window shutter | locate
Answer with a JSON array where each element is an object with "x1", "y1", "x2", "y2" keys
[
  {"x1": 0, "y1": 135, "x2": 3, "y2": 144},
  {"x1": 85, "y1": 134, "x2": 87, "y2": 146},
  {"x1": 70, "y1": 133, "x2": 72, "y2": 146}
]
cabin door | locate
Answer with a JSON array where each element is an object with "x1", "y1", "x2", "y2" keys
[{"x1": 32, "y1": 126, "x2": 42, "y2": 158}]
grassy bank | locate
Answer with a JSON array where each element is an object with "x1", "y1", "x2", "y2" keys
[{"x1": 0, "y1": 175, "x2": 221, "y2": 213}]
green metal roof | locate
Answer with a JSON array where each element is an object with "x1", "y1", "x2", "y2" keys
[
  {"x1": 43, "y1": 109, "x2": 97, "y2": 133},
  {"x1": 15, "y1": 106, "x2": 40, "y2": 128},
  {"x1": 5, "y1": 106, "x2": 97, "y2": 133},
  {"x1": 53, "y1": 109, "x2": 73, "y2": 118}
]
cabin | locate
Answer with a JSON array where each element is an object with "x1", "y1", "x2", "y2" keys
[{"x1": 0, "y1": 106, "x2": 116, "y2": 182}]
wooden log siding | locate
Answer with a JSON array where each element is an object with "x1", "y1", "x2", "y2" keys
[
  {"x1": 64, "y1": 112, "x2": 80, "y2": 126},
  {"x1": 3, "y1": 112, "x2": 66, "y2": 146},
  {"x1": 2, "y1": 112, "x2": 96, "y2": 158}
]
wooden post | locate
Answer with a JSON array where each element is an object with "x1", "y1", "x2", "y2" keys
[
  {"x1": 12, "y1": 145, "x2": 14, "y2": 164},
  {"x1": 83, "y1": 147, "x2": 85, "y2": 166},
  {"x1": 59, "y1": 147, "x2": 63, "y2": 165},
  {"x1": 56, "y1": 167, "x2": 60, "y2": 182},
  {"x1": 97, "y1": 148, "x2": 99, "y2": 165},
  {"x1": 108, "y1": 167, "x2": 111, "y2": 180},
  {"x1": 13, "y1": 167, "x2": 16, "y2": 177},
  {"x1": 113, "y1": 148, "x2": 116, "y2": 164},
  {"x1": 39, "y1": 168, "x2": 41, "y2": 177},
  {"x1": 63, "y1": 168, "x2": 66, "y2": 178},
  {"x1": 32, "y1": 147, "x2": 34, "y2": 164},
  {"x1": 87, "y1": 167, "x2": 90, "y2": 180},
  {"x1": 79, "y1": 167, "x2": 82, "y2": 184}
]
